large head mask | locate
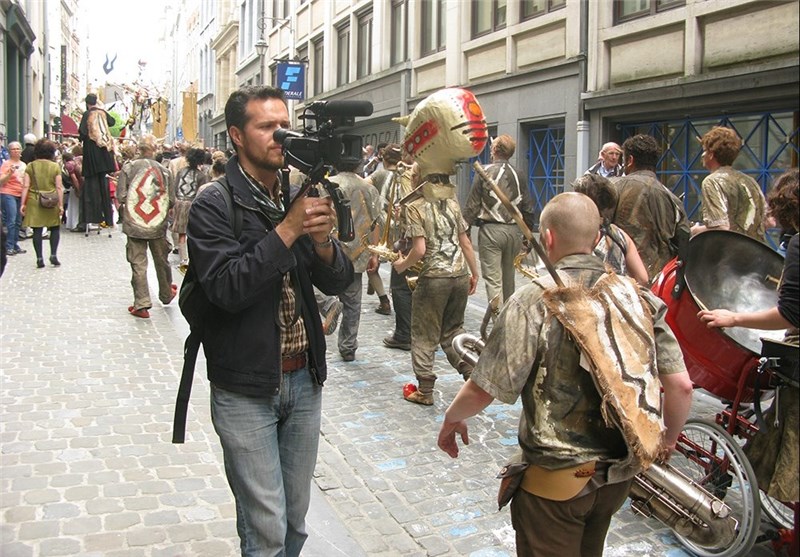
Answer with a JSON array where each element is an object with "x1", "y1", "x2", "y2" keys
[{"x1": 394, "y1": 88, "x2": 488, "y2": 177}]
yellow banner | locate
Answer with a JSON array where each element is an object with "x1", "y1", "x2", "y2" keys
[
  {"x1": 152, "y1": 98, "x2": 168, "y2": 140},
  {"x1": 182, "y1": 91, "x2": 198, "y2": 143}
]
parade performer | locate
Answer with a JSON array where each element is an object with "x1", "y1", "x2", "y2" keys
[
  {"x1": 78, "y1": 94, "x2": 116, "y2": 227},
  {"x1": 116, "y1": 136, "x2": 176, "y2": 319},
  {"x1": 699, "y1": 168, "x2": 798, "y2": 507},
  {"x1": 438, "y1": 192, "x2": 693, "y2": 557},
  {"x1": 391, "y1": 87, "x2": 484, "y2": 405}
]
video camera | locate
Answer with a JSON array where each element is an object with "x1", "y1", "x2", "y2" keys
[{"x1": 274, "y1": 100, "x2": 373, "y2": 242}]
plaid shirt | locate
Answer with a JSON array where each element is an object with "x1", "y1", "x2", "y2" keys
[{"x1": 279, "y1": 273, "x2": 309, "y2": 358}]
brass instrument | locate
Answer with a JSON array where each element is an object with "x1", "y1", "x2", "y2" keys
[
  {"x1": 452, "y1": 304, "x2": 740, "y2": 552},
  {"x1": 365, "y1": 162, "x2": 423, "y2": 290},
  {"x1": 513, "y1": 244, "x2": 540, "y2": 281}
]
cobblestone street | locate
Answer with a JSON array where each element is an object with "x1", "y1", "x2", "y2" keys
[{"x1": 0, "y1": 229, "x2": 783, "y2": 556}]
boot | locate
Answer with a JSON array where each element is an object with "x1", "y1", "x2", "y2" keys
[
  {"x1": 375, "y1": 295, "x2": 391, "y2": 315},
  {"x1": 405, "y1": 378, "x2": 435, "y2": 406}
]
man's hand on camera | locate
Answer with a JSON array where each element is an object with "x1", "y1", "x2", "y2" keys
[{"x1": 275, "y1": 196, "x2": 336, "y2": 249}]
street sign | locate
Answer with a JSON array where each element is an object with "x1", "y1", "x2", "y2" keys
[{"x1": 277, "y1": 61, "x2": 304, "y2": 101}]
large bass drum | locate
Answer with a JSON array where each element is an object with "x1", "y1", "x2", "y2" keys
[{"x1": 651, "y1": 230, "x2": 784, "y2": 402}]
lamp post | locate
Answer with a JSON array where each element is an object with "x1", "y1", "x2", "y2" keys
[
  {"x1": 255, "y1": 15, "x2": 292, "y2": 85},
  {"x1": 254, "y1": 37, "x2": 268, "y2": 85}
]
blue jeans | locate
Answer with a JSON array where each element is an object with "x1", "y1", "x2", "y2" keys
[
  {"x1": 211, "y1": 368, "x2": 322, "y2": 557},
  {"x1": 1, "y1": 194, "x2": 21, "y2": 251}
]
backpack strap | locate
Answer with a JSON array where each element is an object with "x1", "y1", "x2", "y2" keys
[{"x1": 172, "y1": 176, "x2": 241, "y2": 444}]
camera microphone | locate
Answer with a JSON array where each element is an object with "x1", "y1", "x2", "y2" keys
[{"x1": 309, "y1": 100, "x2": 373, "y2": 118}]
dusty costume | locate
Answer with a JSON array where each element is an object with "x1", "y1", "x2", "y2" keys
[
  {"x1": 700, "y1": 166, "x2": 766, "y2": 241},
  {"x1": 437, "y1": 193, "x2": 692, "y2": 557},
  {"x1": 329, "y1": 169, "x2": 382, "y2": 360},
  {"x1": 117, "y1": 151, "x2": 175, "y2": 316},
  {"x1": 79, "y1": 96, "x2": 116, "y2": 225},
  {"x1": 392, "y1": 87, "x2": 485, "y2": 405},
  {"x1": 614, "y1": 170, "x2": 689, "y2": 280},
  {"x1": 462, "y1": 136, "x2": 535, "y2": 304}
]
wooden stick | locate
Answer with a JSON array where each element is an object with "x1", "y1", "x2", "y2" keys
[{"x1": 472, "y1": 161, "x2": 564, "y2": 287}]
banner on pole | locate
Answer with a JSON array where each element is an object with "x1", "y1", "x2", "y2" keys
[{"x1": 277, "y1": 62, "x2": 305, "y2": 101}]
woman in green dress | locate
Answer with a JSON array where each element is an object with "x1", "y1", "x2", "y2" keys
[{"x1": 20, "y1": 139, "x2": 64, "y2": 268}]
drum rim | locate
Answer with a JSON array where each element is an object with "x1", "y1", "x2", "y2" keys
[{"x1": 683, "y1": 230, "x2": 785, "y2": 356}]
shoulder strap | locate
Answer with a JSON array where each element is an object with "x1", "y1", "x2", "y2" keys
[
  {"x1": 212, "y1": 177, "x2": 242, "y2": 238},
  {"x1": 173, "y1": 176, "x2": 241, "y2": 444}
]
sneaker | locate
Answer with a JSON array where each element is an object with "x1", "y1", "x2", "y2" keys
[
  {"x1": 49, "y1": 255, "x2": 61, "y2": 267},
  {"x1": 36, "y1": 259, "x2": 45, "y2": 269},
  {"x1": 128, "y1": 306, "x2": 150, "y2": 319},
  {"x1": 7, "y1": 249, "x2": 17, "y2": 256},
  {"x1": 322, "y1": 300, "x2": 343, "y2": 336},
  {"x1": 13, "y1": 248, "x2": 26, "y2": 255},
  {"x1": 383, "y1": 336, "x2": 411, "y2": 351},
  {"x1": 340, "y1": 351, "x2": 355, "y2": 362},
  {"x1": 404, "y1": 390, "x2": 433, "y2": 406}
]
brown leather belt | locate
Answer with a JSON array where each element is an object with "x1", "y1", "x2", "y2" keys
[{"x1": 281, "y1": 353, "x2": 307, "y2": 373}]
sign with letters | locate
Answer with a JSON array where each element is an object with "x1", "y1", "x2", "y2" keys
[{"x1": 277, "y1": 62, "x2": 305, "y2": 101}]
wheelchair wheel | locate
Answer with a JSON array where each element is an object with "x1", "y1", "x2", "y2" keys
[{"x1": 671, "y1": 418, "x2": 761, "y2": 556}]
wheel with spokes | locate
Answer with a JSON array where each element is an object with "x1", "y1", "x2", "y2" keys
[{"x1": 670, "y1": 419, "x2": 761, "y2": 557}]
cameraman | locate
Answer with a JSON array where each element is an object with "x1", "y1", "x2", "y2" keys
[{"x1": 186, "y1": 85, "x2": 354, "y2": 556}]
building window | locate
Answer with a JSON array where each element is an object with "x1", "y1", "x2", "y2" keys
[
  {"x1": 337, "y1": 24, "x2": 350, "y2": 87},
  {"x1": 297, "y1": 45, "x2": 309, "y2": 99},
  {"x1": 421, "y1": 0, "x2": 446, "y2": 56},
  {"x1": 472, "y1": 0, "x2": 506, "y2": 38},
  {"x1": 357, "y1": 11, "x2": 372, "y2": 79},
  {"x1": 313, "y1": 39, "x2": 324, "y2": 96},
  {"x1": 528, "y1": 123, "x2": 565, "y2": 219},
  {"x1": 390, "y1": 0, "x2": 408, "y2": 66},
  {"x1": 614, "y1": 0, "x2": 684, "y2": 23},
  {"x1": 521, "y1": 0, "x2": 566, "y2": 20}
]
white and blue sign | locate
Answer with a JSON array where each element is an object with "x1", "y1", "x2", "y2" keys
[{"x1": 277, "y1": 62, "x2": 305, "y2": 101}]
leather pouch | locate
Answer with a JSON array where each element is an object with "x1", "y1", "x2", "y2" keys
[{"x1": 496, "y1": 462, "x2": 529, "y2": 510}]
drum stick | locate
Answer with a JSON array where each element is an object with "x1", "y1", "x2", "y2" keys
[{"x1": 472, "y1": 161, "x2": 564, "y2": 287}]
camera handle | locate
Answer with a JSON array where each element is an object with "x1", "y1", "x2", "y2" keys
[{"x1": 297, "y1": 172, "x2": 355, "y2": 243}]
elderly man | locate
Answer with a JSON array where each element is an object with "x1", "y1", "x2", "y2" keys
[
  {"x1": 116, "y1": 137, "x2": 175, "y2": 318},
  {"x1": 438, "y1": 192, "x2": 693, "y2": 557},
  {"x1": 585, "y1": 142, "x2": 624, "y2": 178},
  {"x1": 691, "y1": 126, "x2": 766, "y2": 241}
]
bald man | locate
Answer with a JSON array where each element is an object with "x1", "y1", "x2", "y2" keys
[
  {"x1": 437, "y1": 192, "x2": 692, "y2": 557},
  {"x1": 585, "y1": 142, "x2": 623, "y2": 178}
]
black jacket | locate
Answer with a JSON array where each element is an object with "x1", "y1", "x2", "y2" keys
[{"x1": 187, "y1": 156, "x2": 354, "y2": 396}]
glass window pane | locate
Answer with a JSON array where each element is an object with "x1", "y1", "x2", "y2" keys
[
  {"x1": 438, "y1": 0, "x2": 446, "y2": 49},
  {"x1": 391, "y1": 1, "x2": 406, "y2": 65},
  {"x1": 357, "y1": 13, "x2": 372, "y2": 79},
  {"x1": 522, "y1": 0, "x2": 546, "y2": 19},
  {"x1": 496, "y1": 0, "x2": 507, "y2": 28},
  {"x1": 618, "y1": 0, "x2": 650, "y2": 19},
  {"x1": 550, "y1": 0, "x2": 566, "y2": 9},
  {"x1": 313, "y1": 40, "x2": 324, "y2": 95},
  {"x1": 421, "y1": 0, "x2": 434, "y2": 55},
  {"x1": 337, "y1": 27, "x2": 349, "y2": 87},
  {"x1": 473, "y1": 0, "x2": 492, "y2": 37}
]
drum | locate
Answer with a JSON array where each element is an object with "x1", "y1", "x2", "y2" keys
[{"x1": 651, "y1": 230, "x2": 785, "y2": 402}]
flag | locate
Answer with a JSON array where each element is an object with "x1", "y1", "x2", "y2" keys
[{"x1": 182, "y1": 91, "x2": 198, "y2": 143}]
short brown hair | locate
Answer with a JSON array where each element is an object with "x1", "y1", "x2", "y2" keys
[
  {"x1": 492, "y1": 134, "x2": 515, "y2": 160},
  {"x1": 701, "y1": 126, "x2": 741, "y2": 166},
  {"x1": 768, "y1": 169, "x2": 799, "y2": 231},
  {"x1": 572, "y1": 173, "x2": 617, "y2": 222}
]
